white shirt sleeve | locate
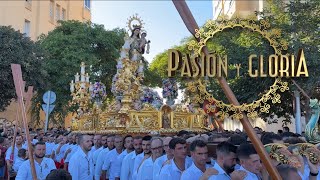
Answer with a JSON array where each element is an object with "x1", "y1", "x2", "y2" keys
[
  {"x1": 95, "y1": 150, "x2": 105, "y2": 180},
  {"x1": 158, "y1": 165, "x2": 171, "y2": 180},
  {"x1": 120, "y1": 155, "x2": 131, "y2": 180},
  {"x1": 68, "y1": 154, "x2": 79, "y2": 180},
  {"x1": 5, "y1": 147, "x2": 12, "y2": 161},
  {"x1": 15, "y1": 161, "x2": 29, "y2": 180},
  {"x1": 102, "y1": 151, "x2": 111, "y2": 171},
  {"x1": 114, "y1": 154, "x2": 122, "y2": 177},
  {"x1": 153, "y1": 158, "x2": 163, "y2": 180},
  {"x1": 180, "y1": 170, "x2": 192, "y2": 180}
]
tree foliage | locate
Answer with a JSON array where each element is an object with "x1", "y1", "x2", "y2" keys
[
  {"x1": 31, "y1": 20, "x2": 125, "y2": 126},
  {"x1": 0, "y1": 26, "x2": 47, "y2": 111}
]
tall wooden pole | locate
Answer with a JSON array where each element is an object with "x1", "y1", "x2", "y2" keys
[
  {"x1": 11, "y1": 64, "x2": 37, "y2": 180},
  {"x1": 172, "y1": 1, "x2": 281, "y2": 179}
]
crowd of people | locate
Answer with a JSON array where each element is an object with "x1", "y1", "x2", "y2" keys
[{"x1": 0, "y1": 126, "x2": 318, "y2": 180}]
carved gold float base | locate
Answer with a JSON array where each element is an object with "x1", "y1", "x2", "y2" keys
[{"x1": 72, "y1": 104, "x2": 210, "y2": 135}]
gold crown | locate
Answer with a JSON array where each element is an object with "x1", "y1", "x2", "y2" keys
[{"x1": 127, "y1": 14, "x2": 144, "y2": 31}]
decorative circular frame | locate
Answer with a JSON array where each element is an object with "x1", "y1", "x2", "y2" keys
[
  {"x1": 127, "y1": 14, "x2": 144, "y2": 31},
  {"x1": 186, "y1": 15, "x2": 289, "y2": 120}
]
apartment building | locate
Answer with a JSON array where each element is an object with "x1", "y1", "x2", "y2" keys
[{"x1": 0, "y1": 0, "x2": 91, "y2": 41}]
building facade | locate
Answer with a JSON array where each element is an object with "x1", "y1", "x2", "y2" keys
[
  {"x1": 0, "y1": 0, "x2": 91, "y2": 41},
  {"x1": 0, "y1": 0, "x2": 91, "y2": 128}
]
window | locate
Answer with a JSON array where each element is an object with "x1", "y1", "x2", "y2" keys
[
  {"x1": 24, "y1": 20, "x2": 31, "y2": 37},
  {"x1": 61, "y1": 8, "x2": 66, "y2": 20},
  {"x1": 49, "y1": 1, "x2": 54, "y2": 20},
  {"x1": 84, "y1": 0, "x2": 90, "y2": 9},
  {"x1": 56, "y1": 4, "x2": 60, "y2": 21}
]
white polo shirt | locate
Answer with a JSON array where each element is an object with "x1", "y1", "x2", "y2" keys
[
  {"x1": 94, "y1": 147, "x2": 110, "y2": 180},
  {"x1": 68, "y1": 148, "x2": 94, "y2": 180},
  {"x1": 93, "y1": 147, "x2": 104, "y2": 166},
  {"x1": 120, "y1": 151, "x2": 141, "y2": 180},
  {"x1": 181, "y1": 162, "x2": 213, "y2": 180},
  {"x1": 114, "y1": 149, "x2": 130, "y2": 178},
  {"x1": 238, "y1": 166, "x2": 260, "y2": 180},
  {"x1": 5, "y1": 146, "x2": 26, "y2": 168},
  {"x1": 158, "y1": 156, "x2": 193, "y2": 180},
  {"x1": 153, "y1": 154, "x2": 171, "y2": 180},
  {"x1": 137, "y1": 156, "x2": 156, "y2": 180},
  {"x1": 102, "y1": 148, "x2": 123, "y2": 180},
  {"x1": 15, "y1": 157, "x2": 56, "y2": 180},
  {"x1": 208, "y1": 162, "x2": 231, "y2": 180},
  {"x1": 132, "y1": 152, "x2": 148, "y2": 180}
]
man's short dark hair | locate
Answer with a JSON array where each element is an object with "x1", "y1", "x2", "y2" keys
[
  {"x1": 261, "y1": 132, "x2": 282, "y2": 145},
  {"x1": 134, "y1": 136, "x2": 143, "y2": 140},
  {"x1": 177, "y1": 130, "x2": 189, "y2": 137},
  {"x1": 78, "y1": 134, "x2": 90, "y2": 144},
  {"x1": 276, "y1": 164, "x2": 298, "y2": 180},
  {"x1": 124, "y1": 135, "x2": 133, "y2": 142},
  {"x1": 216, "y1": 141, "x2": 237, "y2": 155},
  {"x1": 46, "y1": 169, "x2": 72, "y2": 180},
  {"x1": 190, "y1": 140, "x2": 207, "y2": 152},
  {"x1": 18, "y1": 148, "x2": 27, "y2": 158},
  {"x1": 283, "y1": 127, "x2": 290, "y2": 132},
  {"x1": 169, "y1": 138, "x2": 186, "y2": 150},
  {"x1": 227, "y1": 134, "x2": 247, "y2": 146},
  {"x1": 142, "y1": 135, "x2": 152, "y2": 141},
  {"x1": 34, "y1": 141, "x2": 46, "y2": 147},
  {"x1": 16, "y1": 134, "x2": 23, "y2": 139},
  {"x1": 284, "y1": 137, "x2": 306, "y2": 144},
  {"x1": 281, "y1": 132, "x2": 295, "y2": 139},
  {"x1": 237, "y1": 143, "x2": 257, "y2": 159}
]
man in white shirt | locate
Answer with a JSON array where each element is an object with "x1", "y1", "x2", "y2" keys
[
  {"x1": 120, "y1": 136, "x2": 142, "y2": 180},
  {"x1": 153, "y1": 136, "x2": 173, "y2": 180},
  {"x1": 68, "y1": 134, "x2": 94, "y2": 180},
  {"x1": 181, "y1": 140, "x2": 212, "y2": 180},
  {"x1": 233, "y1": 143, "x2": 262, "y2": 180},
  {"x1": 90, "y1": 134, "x2": 102, "y2": 154},
  {"x1": 205, "y1": 142, "x2": 237, "y2": 180},
  {"x1": 132, "y1": 135, "x2": 152, "y2": 180},
  {"x1": 63, "y1": 133, "x2": 77, "y2": 170},
  {"x1": 64, "y1": 142, "x2": 78, "y2": 167},
  {"x1": 54, "y1": 135, "x2": 68, "y2": 169},
  {"x1": 102, "y1": 135, "x2": 123, "y2": 180},
  {"x1": 115, "y1": 135, "x2": 134, "y2": 180},
  {"x1": 5, "y1": 134, "x2": 25, "y2": 178},
  {"x1": 12, "y1": 148, "x2": 27, "y2": 172},
  {"x1": 16, "y1": 142, "x2": 56, "y2": 180},
  {"x1": 159, "y1": 138, "x2": 193, "y2": 180},
  {"x1": 93, "y1": 135, "x2": 107, "y2": 168},
  {"x1": 95, "y1": 135, "x2": 114, "y2": 180},
  {"x1": 137, "y1": 137, "x2": 164, "y2": 180}
]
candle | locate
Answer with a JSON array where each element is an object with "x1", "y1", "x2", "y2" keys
[
  {"x1": 75, "y1": 73, "x2": 80, "y2": 82},
  {"x1": 86, "y1": 73, "x2": 90, "y2": 82},
  {"x1": 81, "y1": 74, "x2": 85, "y2": 82},
  {"x1": 89, "y1": 83, "x2": 93, "y2": 92},
  {"x1": 70, "y1": 80, "x2": 75, "y2": 92},
  {"x1": 81, "y1": 62, "x2": 85, "y2": 74}
]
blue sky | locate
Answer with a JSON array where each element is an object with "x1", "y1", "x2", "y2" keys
[{"x1": 91, "y1": 1, "x2": 213, "y2": 63}]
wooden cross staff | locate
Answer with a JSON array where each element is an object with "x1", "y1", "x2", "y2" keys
[
  {"x1": 11, "y1": 64, "x2": 37, "y2": 180},
  {"x1": 172, "y1": 1, "x2": 281, "y2": 179}
]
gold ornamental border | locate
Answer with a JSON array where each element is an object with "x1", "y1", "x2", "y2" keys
[{"x1": 186, "y1": 15, "x2": 289, "y2": 120}]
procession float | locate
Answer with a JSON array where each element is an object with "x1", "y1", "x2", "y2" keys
[{"x1": 69, "y1": 15, "x2": 210, "y2": 134}]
